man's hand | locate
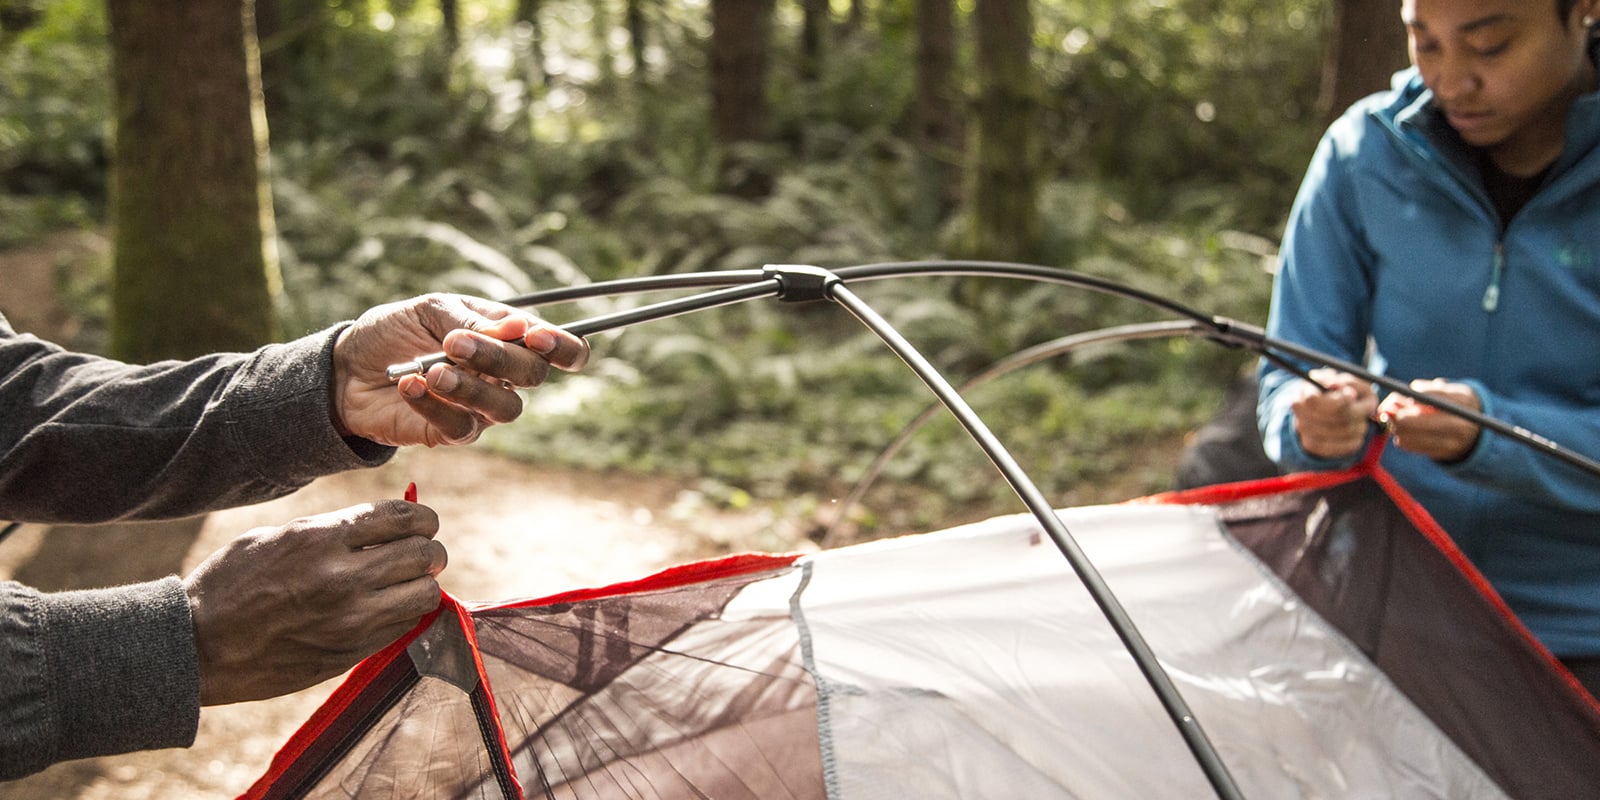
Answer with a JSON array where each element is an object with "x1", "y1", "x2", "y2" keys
[
  {"x1": 331, "y1": 294, "x2": 590, "y2": 447},
  {"x1": 183, "y1": 500, "x2": 446, "y2": 705},
  {"x1": 1378, "y1": 378, "x2": 1482, "y2": 463},
  {"x1": 1290, "y1": 368, "x2": 1378, "y2": 460}
]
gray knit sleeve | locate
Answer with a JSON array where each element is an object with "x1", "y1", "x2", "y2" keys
[
  {"x1": 0, "y1": 321, "x2": 395, "y2": 523},
  {"x1": 0, "y1": 577, "x2": 198, "y2": 779}
]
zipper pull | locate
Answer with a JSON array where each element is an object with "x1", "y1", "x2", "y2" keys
[{"x1": 1483, "y1": 242, "x2": 1504, "y2": 312}]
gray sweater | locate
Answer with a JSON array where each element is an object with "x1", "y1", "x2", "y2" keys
[{"x1": 0, "y1": 314, "x2": 393, "y2": 779}]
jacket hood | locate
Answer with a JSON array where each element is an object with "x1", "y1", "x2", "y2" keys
[{"x1": 1364, "y1": 45, "x2": 1600, "y2": 190}]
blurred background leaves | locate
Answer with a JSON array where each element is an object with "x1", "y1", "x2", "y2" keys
[{"x1": 0, "y1": 0, "x2": 1398, "y2": 537}]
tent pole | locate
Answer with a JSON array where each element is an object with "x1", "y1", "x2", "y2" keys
[
  {"x1": 821, "y1": 320, "x2": 1208, "y2": 546},
  {"x1": 822, "y1": 278, "x2": 1247, "y2": 800},
  {"x1": 381, "y1": 259, "x2": 1600, "y2": 798},
  {"x1": 387, "y1": 278, "x2": 783, "y2": 381}
]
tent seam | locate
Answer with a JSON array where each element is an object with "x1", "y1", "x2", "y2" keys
[{"x1": 788, "y1": 560, "x2": 841, "y2": 800}]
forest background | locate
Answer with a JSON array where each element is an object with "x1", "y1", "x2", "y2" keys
[{"x1": 0, "y1": 0, "x2": 1409, "y2": 538}]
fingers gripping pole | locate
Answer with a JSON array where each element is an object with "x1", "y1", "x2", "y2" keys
[{"x1": 384, "y1": 278, "x2": 784, "y2": 381}]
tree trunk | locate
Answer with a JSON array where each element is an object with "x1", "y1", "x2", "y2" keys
[
  {"x1": 1317, "y1": 0, "x2": 1409, "y2": 125},
  {"x1": 914, "y1": 0, "x2": 961, "y2": 217},
  {"x1": 106, "y1": 0, "x2": 278, "y2": 362},
  {"x1": 844, "y1": 0, "x2": 865, "y2": 33},
  {"x1": 441, "y1": 0, "x2": 460, "y2": 55},
  {"x1": 709, "y1": 0, "x2": 771, "y2": 145},
  {"x1": 515, "y1": 0, "x2": 551, "y2": 89},
  {"x1": 625, "y1": 0, "x2": 647, "y2": 82},
  {"x1": 801, "y1": 0, "x2": 828, "y2": 81},
  {"x1": 592, "y1": 0, "x2": 617, "y2": 90},
  {"x1": 709, "y1": 0, "x2": 774, "y2": 196},
  {"x1": 964, "y1": 0, "x2": 1039, "y2": 263}
]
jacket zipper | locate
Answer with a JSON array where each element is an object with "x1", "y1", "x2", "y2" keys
[
  {"x1": 1372, "y1": 104, "x2": 1514, "y2": 316},
  {"x1": 1483, "y1": 241, "x2": 1504, "y2": 312}
]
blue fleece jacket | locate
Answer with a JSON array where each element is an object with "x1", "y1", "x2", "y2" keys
[{"x1": 1258, "y1": 63, "x2": 1600, "y2": 658}]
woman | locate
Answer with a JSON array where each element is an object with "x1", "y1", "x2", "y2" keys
[{"x1": 1258, "y1": 0, "x2": 1600, "y2": 696}]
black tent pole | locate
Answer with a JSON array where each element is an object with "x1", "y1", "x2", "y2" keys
[
  {"x1": 499, "y1": 269, "x2": 774, "y2": 308},
  {"x1": 821, "y1": 276, "x2": 1247, "y2": 800},
  {"x1": 829, "y1": 260, "x2": 1600, "y2": 480},
  {"x1": 1203, "y1": 321, "x2": 1600, "y2": 479},
  {"x1": 382, "y1": 259, "x2": 1600, "y2": 799},
  {"x1": 822, "y1": 319, "x2": 1208, "y2": 546},
  {"x1": 388, "y1": 264, "x2": 1249, "y2": 798},
  {"x1": 387, "y1": 277, "x2": 783, "y2": 381}
]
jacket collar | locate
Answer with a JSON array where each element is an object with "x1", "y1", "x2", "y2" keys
[{"x1": 1378, "y1": 36, "x2": 1600, "y2": 185}]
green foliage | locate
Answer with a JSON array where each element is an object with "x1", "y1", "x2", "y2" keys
[
  {"x1": 487, "y1": 177, "x2": 1271, "y2": 533},
  {"x1": 1034, "y1": 0, "x2": 1328, "y2": 230},
  {"x1": 0, "y1": 0, "x2": 108, "y2": 201},
  {"x1": 4, "y1": 0, "x2": 1320, "y2": 536},
  {"x1": 0, "y1": 194, "x2": 96, "y2": 249}
]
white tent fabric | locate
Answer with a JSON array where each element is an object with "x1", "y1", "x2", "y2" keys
[
  {"x1": 246, "y1": 469, "x2": 1600, "y2": 800},
  {"x1": 775, "y1": 506, "x2": 1502, "y2": 799}
]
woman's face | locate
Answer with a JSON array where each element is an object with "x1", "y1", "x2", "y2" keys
[{"x1": 1403, "y1": 0, "x2": 1598, "y2": 174}]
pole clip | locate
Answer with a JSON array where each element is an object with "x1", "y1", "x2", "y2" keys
[{"x1": 764, "y1": 264, "x2": 838, "y2": 304}]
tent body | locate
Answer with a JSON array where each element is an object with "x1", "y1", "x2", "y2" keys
[{"x1": 244, "y1": 464, "x2": 1600, "y2": 799}]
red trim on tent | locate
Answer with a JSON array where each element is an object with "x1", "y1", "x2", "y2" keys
[
  {"x1": 1142, "y1": 436, "x2": 1600, "y2": 718},
  {"x1": 239, "y1": 599, "x2": 451, "y2": 799},
  {"x1": 1366, "y1": 464, "x2": 1600, "y2": 716},
  {"x1": 455, "y1": 593, "x2": 525, "y2": 799},
  {"x1": 472, "y1": 552, "x2": 803, "y2": 612},
  {"x1": 1140, "y1": 467, "x2": 1362, "y2": 507},
  {"x1": 242, "y1": 556, "x2": 802, "y2": 799},
  {"x1": 1142, "y1": 435, "x2": 1388, "y2": 507}
]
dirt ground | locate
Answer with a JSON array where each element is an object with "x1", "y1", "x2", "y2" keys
[{"x1": 0, "y1": 234, "x2": 798, "y2": 798}]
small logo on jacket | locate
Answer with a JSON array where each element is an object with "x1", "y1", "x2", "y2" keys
[{"x1": 1557, "y1": 242, "x2": 1595, "y2": 271}]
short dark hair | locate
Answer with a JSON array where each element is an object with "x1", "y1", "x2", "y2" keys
[{"x1": 1560, "y1": 0, "x2": 1581, "y2": 22}]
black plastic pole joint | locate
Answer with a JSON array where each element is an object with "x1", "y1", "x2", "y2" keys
[{"x1": 764, "y1": 264, "x2": 839, "y2": 304}]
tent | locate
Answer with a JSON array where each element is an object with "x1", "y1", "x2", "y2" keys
[
  {"x1": 246, "y1": 264, "x2": 1600, "y2": 798},
  {"x1": 241, "y1": 450, "x2": 1600, "y2": 799}
]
